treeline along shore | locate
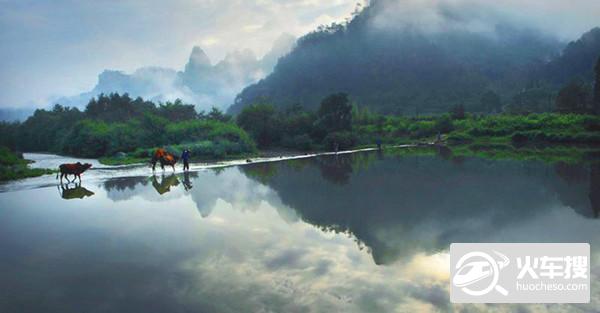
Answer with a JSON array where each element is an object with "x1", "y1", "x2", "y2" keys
[{"x1": 1, "y1": 89, "x2": 600, "y2": 181}]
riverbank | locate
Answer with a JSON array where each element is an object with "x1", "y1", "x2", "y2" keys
[
  {"x1": 0, "y1": 148, "x2": 55, "y2": 181},
  {"x1": 388, "y1": 142, "x2": 600, "y2": 165},
  {"x1": 3, "y1": 139, "x2": 599, "y2": 184}
]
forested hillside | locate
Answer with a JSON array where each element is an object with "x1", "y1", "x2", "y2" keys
[{"x1": 230, "y1": 0, "x2": 600, "y2": 115}]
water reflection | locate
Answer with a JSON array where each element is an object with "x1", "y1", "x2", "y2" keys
[
  {"x1": 151, "y1": 174, "x2": 180, "y2": 195},
  {"x1": 591, "y1": 164, "x2": 600, "y2": 218},
  {"x1": 96, "y1": 151, "x2": 600, "y2": 266},
  {"x1": 4, "y1": 151, "x2": 597, "y2": 312},
  {"x1": 240, "y1": 152, "x2": 600, "y2": 265},
  {"x1": 58, "y1": 182, "x2": 94, "y2": 200},
  {"x1": 182, "y1": 171, "x2": 194, "y2": 191}
]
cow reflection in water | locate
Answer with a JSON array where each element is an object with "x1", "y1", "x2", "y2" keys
[
  {"x1": 151, "y1": 174, "x2": 180, "y2": 195},
  {"x1": 58, "y1": 182, "x2": 95, "y2": 200}
]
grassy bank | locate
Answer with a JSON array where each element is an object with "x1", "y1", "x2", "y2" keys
[
  {"x1": 0, "y1": 147, "x2": 54, "y2": 181},
  {"x1": 100, "y1": 112, "x2": 600, "y2": 166},
  {"x1": 382, "y1": 143, "x2": 600, "y2": 165},
  {"x1": 353, "y1": 113, "x2": 600, "y2": 147},
  {"x1": 99, "y1": 140, "x2": 259, "y2": 165}
]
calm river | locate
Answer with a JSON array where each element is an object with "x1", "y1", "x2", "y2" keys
[{"x1": 0, "y1": 150, "x2": 599, "y2": 312}]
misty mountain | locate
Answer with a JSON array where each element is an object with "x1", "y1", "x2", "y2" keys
[
  {"x1": 230, "y1": 0, "x2": 599, "y2": 115},
  {"x1": 56, "y1": 33, "x2": 297, "y2": 113},
  {"x1": 0, "y1": 108, "x2": 36, "y2": 122},
  {"x1": 543, "y1": 27, "x2": 600, "y2": 84}
]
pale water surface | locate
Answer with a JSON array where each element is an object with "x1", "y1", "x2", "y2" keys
[{"x1": 1, "y1": 151, "x2": 599, "y2": 312}]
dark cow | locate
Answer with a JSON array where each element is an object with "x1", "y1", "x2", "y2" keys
[
  {"x1": 56, "y1": 162, "x2": 92, "y2": 182},
  {"x1": 151, "y1": 148, "x2": 178, "y2": 171}
]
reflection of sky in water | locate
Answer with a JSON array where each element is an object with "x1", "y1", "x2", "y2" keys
[{"x1": 0, "y1": 152, "x2": 599, "y2": 312}]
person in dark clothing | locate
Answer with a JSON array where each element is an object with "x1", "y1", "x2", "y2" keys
[
  {"x1": 181, "y1": 148, "x2": 191, "y2": 171},
  {"x1": 375, "y1": 138, "x2": 382, "y2": 150}
]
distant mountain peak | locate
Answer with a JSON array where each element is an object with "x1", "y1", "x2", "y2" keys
[
  {"x1": 49, "y1": 34, "x2": 297, "y2": 113},
  {"x1": 580, "y1": 27, "x2": 600, "y2": 42},
  {"x1": 187, "y1": 46, "x2": 212, "y2": 68}
]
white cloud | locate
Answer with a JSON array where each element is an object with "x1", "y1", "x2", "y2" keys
[
  {"x1": 0, "y1": 0, "x2": 359, "y2": 108},
  {"x1": 1, "y1": 0, "x2": 599, "y2": 109},
  {"x1": 200, "y1": 36, "x2": 220, "y2": 47},
  {"x1": 371, "y1": 0, "x2": 600, "y2": 39}
]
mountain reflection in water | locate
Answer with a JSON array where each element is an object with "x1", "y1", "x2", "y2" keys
[
  {"x1": 98, "y1": 151, "x2": 599, "y2": 265},
  {"x1": 0, "y1": 150, "x2": 598, "y2": 313}
]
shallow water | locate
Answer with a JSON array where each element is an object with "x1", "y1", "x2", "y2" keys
[{"x1": 1, "y1": 151, "x2": 599, "y2": 312}]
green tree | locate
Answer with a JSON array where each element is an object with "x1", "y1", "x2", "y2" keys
[
  {"x1": 18, "y1": 104, "x2": 83, "y2": 152},
  {"x1": 316, "y1": 93, "x2": 353, "y2": 133},
  {"x1": 236, "y1": 103, "x2": 280, "y2": 148},
  {"x1": 505, "y1": 87, "x2": 554, "y2": 114},
  {"x1": 0, "y1": 121, "x2": 20, "y2": 151},
  {"x1": 555, "y1": 81, "x2": 590, "y2": 113},
  {"x1": 61, "y1": 119, "x2": 111, "y2": 157},
  {"x1": 481, "y1": 90, "x2": 502, "y2": 113},
  {"x1": 157, "y1": 99, "x2": 197, "y2": 121},
  {"x1": 434, "y1": 115, "x2": 454, "y2": 133},
  {"x1": 207, "y1": 107, "x2": 232, "y2": 122},
  {"x1": 450, "y1": 104, "x2": 466, "y2": 119},
  {"x1": 85, "y1": 93, "x2": 155, "y2": 122},
  {"x1": 594, "y1": 56, "x2": 600, "y2": 114},
  {"x1": 278, "y1": 104, "x2": 316, "y2": 150}
]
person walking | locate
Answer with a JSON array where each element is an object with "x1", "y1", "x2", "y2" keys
[{"x1": 181, "y1": 148, "x2": 191, "y2": 171}]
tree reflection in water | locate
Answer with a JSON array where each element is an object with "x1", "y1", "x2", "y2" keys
[{"x1": 239, "y1": 150, "x2": 600, "y2": 264}]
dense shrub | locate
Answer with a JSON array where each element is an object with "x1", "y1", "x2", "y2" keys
[
  {"x1": 512, "y1": 130, "x2": 600, "y2": 144},
  {"x1": 61, "y1": 119, "x2": 112, "y2": 157},
  {"x1": 434, "y1": 115, "x2": 454, "y2": 133},
  {"x1": 408, "y1": 121, "x2": 436, "y2": 138},
  {"x1": 281, "y1": 134, "x2": 314, "y2": 151},
  {"x1": 0, "y1": 146, "x2": 53, "y2": 181},
  {"x1": 447, "y1": 132, "x2": 474, "y2": 144},
  {"x1": 0, "y1": 146, "x2": 23, "y2": 166},
  {"x1": 323, "y1": 131, "x2": 357, "y2": 150},
  {"x1": 9, "y1": 93, "x2": 252, "y2": 158}
]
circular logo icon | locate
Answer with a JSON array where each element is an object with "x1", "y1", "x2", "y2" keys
[{"x1": 453, "y1": 251, "x2": 509, "y2": 296}]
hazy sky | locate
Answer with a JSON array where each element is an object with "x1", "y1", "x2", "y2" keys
[
  {"x1": 1, "y1": 0, "x2": 599, "y2": 109},
  {"x1": 0, "y1": 0, "x2": 360, "y2": 108}
]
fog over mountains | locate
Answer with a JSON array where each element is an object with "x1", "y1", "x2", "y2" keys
[
  {"x1": 2, "y1": 0, "x2": 599, "y2": 122},
  {"x1": 55, "y1": 33, "x2": 297, "y2": 113},
  {"x1": 230, "y1": 0, "x2": 600, "y2": 114}
]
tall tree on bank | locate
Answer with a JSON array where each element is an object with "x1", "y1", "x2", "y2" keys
[
  {"x1": 236, "y1": 103, "x2": 279, "y2": 148},
  {"x1": 316, "y1": 93, "x2": 353, "y2": 133},
  {"x1": 481, "y1": 90, "x2": 502, "y2": 113},
  {"x1": 555, "y1": 81, "x2": 590, "y2": 113},
  {"x1": 594, "y1": 56, "x2": 600, "y2": 114},
  {"x1": 314, "y1": 93, "x2": 355, "y2": 150}
]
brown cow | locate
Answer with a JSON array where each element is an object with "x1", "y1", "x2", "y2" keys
[
  {"x1": 151, "y1": 148, "x2": 178, "y2": 171},
  {"x1": 56, "y1": 162, "x2": 92, "y2": 182}
]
